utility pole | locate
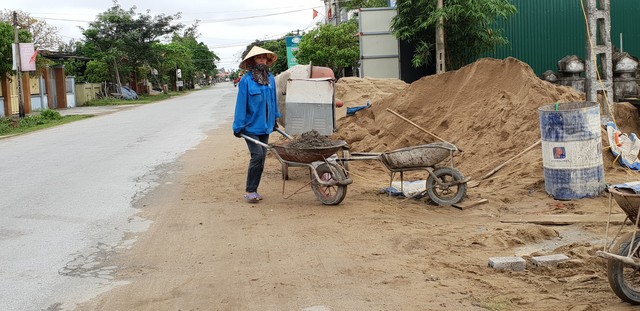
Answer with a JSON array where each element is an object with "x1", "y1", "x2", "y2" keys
[
  {"x1": 435, "y1": 0, "x2": 446, "y2": 74},
  {"x1": 13, "y1": 11, "x2": 25, "y2": 118}
]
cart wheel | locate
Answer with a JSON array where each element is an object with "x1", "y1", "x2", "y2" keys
[
  {"x1": 282, "y1": 163, "x2": 289, "y2": 180},
  {"x1": 425, "y1": 167, "x2": 467, "y2": 205},
  {"x1": 607, "y1": 231, "x2": 640, "y2": 304},
  {"x1": 311, "y1": 163, "x2": 347, "y2": 205}
]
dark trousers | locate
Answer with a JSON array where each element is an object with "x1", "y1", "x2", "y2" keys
[{"x1": 244, "y1": 134, "x2": 269, "y2": 193}]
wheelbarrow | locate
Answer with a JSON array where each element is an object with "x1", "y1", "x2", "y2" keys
[
  {"x1": 241, "y1": 131, "x2": 352, "y2": 205},
  {"x1": 597, "y1": 184, "x2": 640, "y2": 304},
  {"x1": 338, "y1": 142, "x2": 469, "y2": 205}
]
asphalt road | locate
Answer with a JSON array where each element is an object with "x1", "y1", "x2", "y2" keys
[{"x1": 0, "y1": 83, "x2": 236, "y2": 311}]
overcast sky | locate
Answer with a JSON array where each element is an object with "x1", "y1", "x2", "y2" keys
[{"x1": 7, "y1": 0, "x2": 325, "y2": 71}]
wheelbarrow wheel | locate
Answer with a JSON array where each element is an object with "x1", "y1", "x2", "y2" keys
[
  {"x1": 426, "y1": 167, "x2": 467, "y2": 206},
  {"x1": 311, "y1": 163, "x2": 347, "y2": 206},
  {"x1": 607, "y1": 231, "x2": 640, "y2": 304}
]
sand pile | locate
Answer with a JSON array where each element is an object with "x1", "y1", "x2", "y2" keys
[
  {"x1": 335, "y1": 77, "x2": 409, "y2": 107},
  {"x1": 332, "y1": 57, "x2": 587, "y2": 179}
]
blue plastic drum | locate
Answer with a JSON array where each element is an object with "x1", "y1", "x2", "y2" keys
[{"x1": 538, "y1": 102, "x2": 605, "y2": 200}]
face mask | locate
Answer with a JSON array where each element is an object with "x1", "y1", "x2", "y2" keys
[{"x1": 251, "y1": 64, "x2": 270, "y2": 85}]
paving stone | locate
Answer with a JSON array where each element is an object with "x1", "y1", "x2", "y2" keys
[
  {"x1": 531, "y1": 254, "x2": 570, "y2": 267},
  {"x1": 488, "y1": 256, "x2": 527, "y2": 271}
]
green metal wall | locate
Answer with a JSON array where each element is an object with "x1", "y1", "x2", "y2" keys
[{"x1": 486, "y1": 0, "x2": 640, "y2": 76}]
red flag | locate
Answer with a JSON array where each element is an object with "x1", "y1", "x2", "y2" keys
[
  {"x1": 312, "y1": 9, "x2": 318, "y2": 19},
  {"x1": 29, "y1": 48, "x2": 38, "y2": 63}
]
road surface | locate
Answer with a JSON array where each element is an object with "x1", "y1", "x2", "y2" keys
[{"x1": 0, "y1": 84, "x2": 236, "y2": 311}]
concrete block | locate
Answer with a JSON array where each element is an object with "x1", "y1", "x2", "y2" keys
[
  {"x1": 531, "y1": 254, "x2": 570, "y2": 267},
  {"x1": 488, "y1": 256, "x2": 526, "y2": 271}
]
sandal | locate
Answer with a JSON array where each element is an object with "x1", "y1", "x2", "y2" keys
[{"x1": 244, "y1": 192, "x2": 260, "y2": 203}]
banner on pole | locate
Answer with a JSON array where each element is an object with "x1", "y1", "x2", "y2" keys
[
  {"x1": 12, "y1": 43, "x2": 37, "y2": 71},
  {"x1": 286, "y1": 36, "x2": 302, "y2": 68}
]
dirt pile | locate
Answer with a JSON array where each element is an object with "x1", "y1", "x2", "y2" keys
[
  {"x1": 333, "y1": 57, "x2": 588, "y2": 179},
  {"x1": 335, "y1": 77, "x2": 409, "y2": 107},
  {"x1": 286, "y1": 130, "x2": 339, "y2": 148}
]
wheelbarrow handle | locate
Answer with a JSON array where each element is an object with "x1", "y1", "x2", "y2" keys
[
  {"x1": 240, "y1": 134, "x2": 270, "y2": 148},
  {"x1": 275, "y1": 127, "x2": 293, "y2": 139},
  {"x1": 241, "y1": 127, "x2": 292, "y2": 147}
]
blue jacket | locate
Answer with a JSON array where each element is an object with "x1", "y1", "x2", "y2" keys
[{"x1": 233, "y1": 71, "x2": 281, "y2": 136}]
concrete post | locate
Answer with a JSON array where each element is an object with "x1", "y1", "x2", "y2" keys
[{"x1": 585, "y1": 0, "x2": 614, "y2": 121}]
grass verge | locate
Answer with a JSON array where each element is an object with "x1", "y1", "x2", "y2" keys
[
  {"x1": 0, "y1": 110, "x2": 91, "y2": 138},
  {"x1": 1, "y1": 89, "x2": 195, "y2": 138},
  {"x1": 84, "y1": 91, "x2": 187, "y2": 106}
]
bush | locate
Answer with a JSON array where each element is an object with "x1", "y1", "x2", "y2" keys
[
  {"x1": 40, "y1": 109, "x2": 62, "y2": 120},
  {"x1": 19, "y1": 115, "x2": 46, "y2": 127},
  {"x1": 0, "y1": 122, "x2": 10, "y2": 135}
]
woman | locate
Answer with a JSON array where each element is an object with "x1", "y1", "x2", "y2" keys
[{"x1": 232, "y1": 46, "x2": 281, "y2": 203}]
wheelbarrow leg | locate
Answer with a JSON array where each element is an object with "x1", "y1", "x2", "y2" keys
[
  {"x1": 281, "y1": 163, "x2": 289, "y2": 180},
  {"x1": 388, "y1": 172, "x2": 395, "y2": 197}
]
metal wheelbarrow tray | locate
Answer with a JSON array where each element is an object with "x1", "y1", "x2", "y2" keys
[
  {"x1": 609, "y1": 187, "x2": 640, "y2": 224},
  {"x1": 379, "y1": 142, "x2": 457, "y2": 171},
  {"x1": 272, "y1": 140, "x2": 347, "y2": 163}
]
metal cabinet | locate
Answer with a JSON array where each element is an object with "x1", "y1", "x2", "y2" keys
[{"x1": 285, "y1": 78, "x2": 335, "y2": 135}]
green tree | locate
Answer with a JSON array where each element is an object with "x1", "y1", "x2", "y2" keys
[
  {"x1": 81, "y1": 1, "x2": 183, "y2": 91},
  {"x1": 170, "y1": 30, "x2": 219, "y2": 88},
  {"x1": 190, "y1": 41, "x2": 219, "y2": 83},
  {"x1": 84, "y1": 60, "x2": 110, "y2": 83},
  {"x1": 0, "y1": 10, "x2": 63, "y2": 50},
  {"x1": 341, "y1": 0, "x2": 389, "y2": 10},
  {"x1": 296, "y1": 19, "x2": 359, "y2": 78},
  {"x1": 53, "y1": 39, "x2": 86, "y2": 81},
  {"x1": 0, "y1": 22, "x2": 15, "y2": 77},
  {"x1": 0, "y1": 21, "x2": 32, "y2": 77},
  {"x1": 149, "y1": 41, "x2": 190, "y2": 89},
  {"x1": 391, "y1": 0, "x2": 516, "y2": 70}
]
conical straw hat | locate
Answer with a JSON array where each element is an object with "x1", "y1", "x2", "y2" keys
[{"x1": 239, "y1": 46, "x2": 278, "y2": 70}]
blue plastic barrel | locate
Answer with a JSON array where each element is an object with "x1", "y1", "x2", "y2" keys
[{"x1": 538, "y1": 102, "x2": 605, "y2": 200}]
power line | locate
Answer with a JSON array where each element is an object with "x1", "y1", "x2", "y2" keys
[
  {"x1": 193, "y1": 7, "x2": 320, "y2": 24},
  {"x1": 29, "y1": 6, "x2": 322, "y2": 25},
  {"x1": 23, "y1": 4, "x2": 319, "y2": 17},
  {"x1": 28, "y1": 5, "x2": 322, "y2": 44}
]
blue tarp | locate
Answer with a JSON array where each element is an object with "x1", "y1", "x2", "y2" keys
[
  {"x1": 613, "y1": 181, "x2": 640, "y2": 194},
  {"x1": 380, "y1": 180, "x2": 427, "y2": 199},
  {"x1": 347, "y1": 101, "x2": 371, "y2": 116},
  {"x1": 606, "y1": 121, "x2": 640, "y2": 170},
  {"x1": 120, "y1": 86, "x2": 139, "y2": 100}
]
